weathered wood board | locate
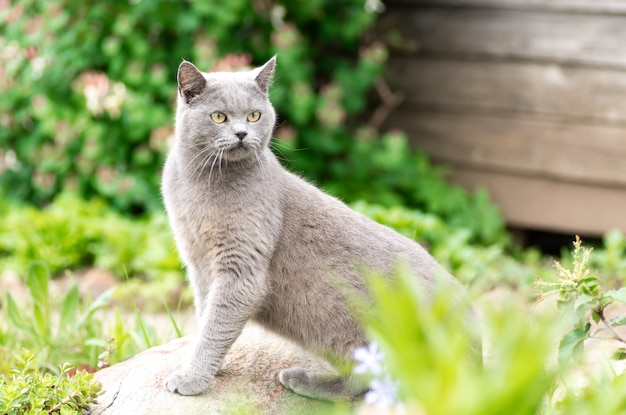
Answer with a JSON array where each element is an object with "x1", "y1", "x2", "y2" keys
[
  {"x1": 379, "y1": 8, "x2": 626, "y2": 68},
  {"x1": 394, "y1": 0, "x2": 626, "y2": 14},
  {"x1": 379, "y1": 0, "x2": 626, "y2": 235},
  {"x1": 387, "y1": 110, "x2": 626, "y2": 187},
  {"x1": 386, "y1": 57, "x2": 626, "y2": 123}
]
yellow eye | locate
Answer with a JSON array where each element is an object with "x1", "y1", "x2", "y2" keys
[
  {"x1": 247, "y1": 111, "x2": 261, "y2": 122},
  {"x1": 210, "y1": 112, "x2": 227, "y2": 124}
]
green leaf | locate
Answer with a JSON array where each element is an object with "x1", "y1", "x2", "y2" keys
[
  {"x1": 76, "y1": 288, "x2": 114, "y2": 329},
  {"x1": 5, "y1": 293, "x2": 30, "y2": 331},
  {"x1": 558, "y1": 326, "x2": 589, "y2": 366},
  {"x1": 573, "y1": 294, "x2": 595, "y2": 313},
  {"x1": 610, "y1": 315, "x2": 626, "y2": 327},
  {"x1": 26, "y1": 262, "x2": 50, "y2": 309},
  {"x1": 613, "y1": 348, "x2": 626, "y2": 360},
  {"x1": 591, "y1": 310, "x2": 602, "y2": 324},
  {"x1": 606, "y1": 288, "x2": 626, "y2": 305},
  {"x1": 32, "y1": 303, "x2": 49, "y2": 341},
  {"x1": 59, "y1": 284, "x2": 80, "y2": 331},
  {"x1": 162, "y1": 298, "x2": 182, "y2": 338}
]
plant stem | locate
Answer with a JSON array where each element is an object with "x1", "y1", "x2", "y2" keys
[{"x1": 597, "y1": 309, "x2": 626, "y2": 344}]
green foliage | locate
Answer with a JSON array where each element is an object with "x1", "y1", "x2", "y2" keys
[
  {"x1": 0, "y1": 262, "x2": 168, "y2": 374},
  {"x1": 364, "y1": 270, "x2": 560, "y2": 415},
  {"x1": 590, "y1": 229, "x2": 626, "y2": 286},
  {"x1": 2, "y1": 263, "x2": 110, "y2": 373},
  {"x1": 0, "y1": 350, "x2": 101, "y2": 414},
  {"x1": 356, "y1": 238, "x2": 626, "y2": 415},
  {"x1": 0, "y1": 0, "x2": 379, "y2": 213},
  {"x1": 550, "y1": 372, "x2": 626, "y2": 415},
  {"x1": 2, "y1": 0, "x2": 508, "y2": 246},
  {"x1": 0, "y1": 193, "x2": 180, "y2": 279},
  {"x1": 536, "y1": 236, "x2": 626, "y2": 366}
]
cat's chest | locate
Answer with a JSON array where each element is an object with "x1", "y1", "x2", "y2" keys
[{"x1": 168, "y1": 180, "x2": 281, "y2": 250}]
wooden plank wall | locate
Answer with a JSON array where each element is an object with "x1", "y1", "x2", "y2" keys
[{"x1": 378, "y1": 0, "x2": 626, "y2": 235}]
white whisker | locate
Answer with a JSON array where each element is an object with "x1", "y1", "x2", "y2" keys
[
  {"x1": 196, "y1": 150, "x2": 218, "y2": 182},
  {"x1": 186, "y1": 146, "x2": 214, "y2": 173},
  {"x1": 208, "y1": 149, "x2": 222, "y2": 184},
  {"x1": 254, "y1": 150, "x2": 266, "y2": 180},
  {"x1": 218, "y1": 148, "x2": 225, "y2": 179}
]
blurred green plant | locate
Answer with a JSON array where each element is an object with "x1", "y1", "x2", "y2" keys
[
  {"x1": 0, "y1": 350, "x2": 101, "y2": 415},
  {"x1": 1, "y1": 0, "x2": 508, "y2": 246},
  {"x1": 2, "y1": 262, "x2": 111, "y2": 373},
  {"x1": 536, "y1": 236, "x2": 626, "y2": 366},
  {"x1": 362, "y1": 269, "x2": 560, "y2": 415},
  {"x1": 0, "y1": 0, "x2": 380, "y2": 213},
  {"x1": 0, "y1": 261, "x2": 168, "y2": 375},
  {"x1": 0, "y1": 193, "x2": 180, "y2": 279},
  {"x1": 354, "y1": 241, "x2": 626, "y2": 415}
]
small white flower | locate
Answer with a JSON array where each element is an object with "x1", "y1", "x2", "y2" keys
[
  {"x1": 353, "y1": 341, "x2": 384, "y2": 375},
  {"x1": 97, "y1": 351, "x2": 109, "y2": 369},
  {"x1": 365, "y1": 0, "x2": 385, "y2": 13},
  {"x1": 365, "y1": 377, "x2": 398, "y2": 409}
]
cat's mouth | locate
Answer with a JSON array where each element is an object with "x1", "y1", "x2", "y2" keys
[{"x1": 224, "y1": 141, "x2": 254, "y2": 160}]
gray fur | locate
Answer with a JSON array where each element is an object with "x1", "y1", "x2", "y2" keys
[{"x1": 161, "y1": 57, "x2": 479, "y2": 400}]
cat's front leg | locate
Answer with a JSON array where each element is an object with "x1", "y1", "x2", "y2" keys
[
  {"x1": 187, "y1": 266, "x2": 210, "y2": 324},
  {"x1": 165, "y1": 274, "x2": 265, "y2": 395}
]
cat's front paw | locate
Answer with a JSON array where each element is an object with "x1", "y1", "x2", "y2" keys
[{"x1": 165, "y1": 369, "x2": 212, "y2": 395}]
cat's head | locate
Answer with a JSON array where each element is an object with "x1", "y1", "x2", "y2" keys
[{"x1": 175, "y1": 57, "x2": 276, "y2": 164}]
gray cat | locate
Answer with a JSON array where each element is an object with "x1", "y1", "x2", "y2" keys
[{"x1": 161, "y1": 57, "x2": 480, "y2": 400}]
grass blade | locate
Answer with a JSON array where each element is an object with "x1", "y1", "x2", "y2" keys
[
  {"x1": 77, "y1": 287, "x2": 114, "y2": 329},
  {"x1": 162, "y1": 298, "x2": 182, "y2": 338},
  {"x1": 5, "y1": 293, "x2": 30, "y2": 331},
  {"x1": 59, "y1": 283, "x2": 80, "y2": 331},
  {"x1": 26, "y1": 261, "x2": 49, "y2": 310}
]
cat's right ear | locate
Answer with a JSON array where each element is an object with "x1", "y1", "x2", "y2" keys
[{"x1": 178, "y1": 61, "x2": 207, "y2": 103}]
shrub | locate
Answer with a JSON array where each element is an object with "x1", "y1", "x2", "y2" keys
[
  {"x1": 0, "y1": 350, "x2": 101, "y2": 415},
  {"x1": 0, "y1": 193, "x2": 180, "y2": 279},
  {"x1": 2, "y1": 0, "x2": 508, "y2": 246},
  {"x1": 0, "y1": 0, "x2": 381, "y2": 213}
]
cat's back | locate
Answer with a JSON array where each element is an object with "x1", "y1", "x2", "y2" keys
[{"x1": 274, "y1": 169, "x2": 442, "y2": 283}]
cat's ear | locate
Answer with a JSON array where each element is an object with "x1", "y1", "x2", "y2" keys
[
  {"x1": 254, "y1": 56, "x2": 276, "y2": 95},
  {"x1": 178, "y1": 61, "x2": 207, "y2": 103}
]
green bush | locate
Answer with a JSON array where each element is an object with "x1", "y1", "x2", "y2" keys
[
  {"x1": 2, "y1": 0, "x2": 508, "y2": 246},
  {"x1": 0, "y1": 193, "x2": 180, "y2": 279},
  {"x1": 1, "y1": 0, "x2": 380, "y2": 213},
  {"x1": 0, "y1": 350, "x2": 101, "y2": 415}
]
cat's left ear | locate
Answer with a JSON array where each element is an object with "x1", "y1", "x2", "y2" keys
[{"x1": 254, "y1": 56, "x2": 276, "y2": 95}]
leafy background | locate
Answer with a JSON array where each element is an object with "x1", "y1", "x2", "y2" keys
[
  {"x1": 3, "y1": 0, "x2": 626, "y2": 413},
  {"x1": 1, "y1": 0, "x2": 505, "y2": 245}
]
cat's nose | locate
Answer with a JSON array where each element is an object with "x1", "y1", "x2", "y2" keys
[{"x1": 235, "y1": 131, "x2": 247, "y2": 140}]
